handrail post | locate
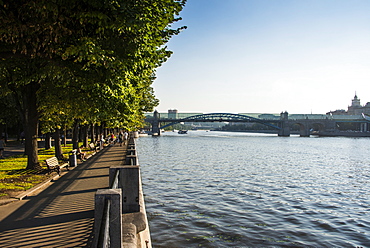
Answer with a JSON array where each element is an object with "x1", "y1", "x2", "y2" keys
[
  {"x1": 120, "y1": 166, "x2": 140, "y2": 213},
  {"x1": 126, "y1": 148, "x2": 136, "y2": 156},
  {"x1": 109, "y1": 166, "x2": 140, "y2": 213},
  {"x1": 94, "y1": 189, "x2": 122, "y2": 248},
  {"x1": 125, "y1": 155, "x2": 137, "y2": 165}
]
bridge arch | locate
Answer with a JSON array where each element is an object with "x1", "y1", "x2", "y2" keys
[
  {"x1": 158, "y1": 113, "x2": 281, "y2": 130},
  {"x1": 290, "y1": 121, "x2": 326, "y2": 137}
]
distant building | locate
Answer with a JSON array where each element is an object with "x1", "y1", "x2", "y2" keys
[
  {"x1": 327, "y1": 93, "x2": 370, "y2": 115},
  {"x1": 168, "y1": 109, "x2": 178, "y2": 119},
  {"x1": 258, "y1": 114, "x2": 280, "y2": 120}
]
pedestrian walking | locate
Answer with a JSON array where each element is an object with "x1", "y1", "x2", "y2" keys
[
  {"x1": 109, "y1": 133, "x2": 114, "y2": 144},
  {"x1": 118, "y1": 132, "x2": 123, "y2": 146},
  {"x1": 100, "y1": 134, "x2": 105, "y2": 149},
  {"x1": 77, "y1": 145, "x2": 87, "y2": 162},
  {"x1": 123, "y1": 131, "x2": 128, "y2": 145}
]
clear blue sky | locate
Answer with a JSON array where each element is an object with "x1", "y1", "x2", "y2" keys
[{"x1": 153, "y1": 0, "x2": 370, "y2": 114}]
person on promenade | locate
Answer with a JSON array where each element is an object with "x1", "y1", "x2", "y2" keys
[
  {"x1": 123, "y1": 131, "x2": 128, "y2": 145},
  {"x1": 109, "y1": 133, "x2": 114, "y2": 144},
  {"x1": 118, "y1": 132, "x2": 123, "y2": 146},
  {"x1": 0, "y1": 136, "x2": 6, "y2": 159},
  {"x1": 99, "y1": 133, "x2": 105, "y2": 148},
  {"x1": 77, "y1": 145, "x2": 86, "y2": 162}
]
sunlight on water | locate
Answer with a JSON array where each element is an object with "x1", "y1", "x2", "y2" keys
[{"x1": 137, "y1": 131, "x2": 370, "y2": 247}]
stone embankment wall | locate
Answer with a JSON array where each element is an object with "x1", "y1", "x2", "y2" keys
[{"x1": 93, "y1": 133, "x2": 151, "y2": 248}]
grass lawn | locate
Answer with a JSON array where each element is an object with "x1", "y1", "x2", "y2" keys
[{"x1": 0, "y1": 142, "x2": 90, "y2": 199}]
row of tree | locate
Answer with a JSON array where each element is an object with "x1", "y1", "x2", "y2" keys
[{"x1": 0, "y1": 0, "x2": 186, "y2": 169}]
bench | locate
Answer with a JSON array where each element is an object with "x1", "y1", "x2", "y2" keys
[
  {"x1": 89, "y1": 143, "x2": 98, "y2": 152},
  {"x1": 45, "y1": 157, "x2": 68, "y2": 175}
]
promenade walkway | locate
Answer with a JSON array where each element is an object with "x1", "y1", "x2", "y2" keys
[{"x1": 0, "y1": 144, "x2": 127, "y2": 247}]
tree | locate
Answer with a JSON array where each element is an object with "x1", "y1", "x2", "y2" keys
[{"x1": 0, "y1": 0, "x2": 186, "y2": 169}]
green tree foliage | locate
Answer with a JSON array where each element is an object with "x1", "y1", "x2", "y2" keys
[
  {"x1": 0, "y1": 0, "x2": 186, "y2": 169},
  {"x1": 0, "y1": 91, "x2": 20, "y2": 127}
]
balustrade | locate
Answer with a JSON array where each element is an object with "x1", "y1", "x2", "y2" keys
[{"x1": 92, "y1": 135, "x2": 150, "y2": 248}]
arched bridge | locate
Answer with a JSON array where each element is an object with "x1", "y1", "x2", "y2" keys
[
  {"x1": 146, "y1": 111, "x2": 370, "y2": 137},
  {"x1": 159, "y1": 113, "x2": 281, "y2": 130},
  {"x1": 148, "y1": 112, "x2": 281, "y2": 135}
]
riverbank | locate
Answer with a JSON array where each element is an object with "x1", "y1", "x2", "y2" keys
[
  {"x1": 314, "y1": 130, "x2": 370, "y2": 137},
  {"x1": 220, "y1": 129, "x2": 370, "y2": 137}
]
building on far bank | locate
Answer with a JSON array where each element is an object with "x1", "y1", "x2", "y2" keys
[
  {"x1": 327, "y1": 93, "x2": 370, "y2": 116},
  {"x1": 168, "y1": 109, "x2": 178, "y2": 119}
]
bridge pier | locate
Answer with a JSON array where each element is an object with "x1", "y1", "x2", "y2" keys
[
  {"x1": 151, "y1": 110, "x2": 161, "y2": 135},
  {"x1": 300, "y1": 128, "x2": 310, "y2": 137},
  {"x1": 278, "y1": 127, "x2": 290, "y2": 137},
  {"x1": 278, "y1": 111, "x2": 290, "y2": 137},
  {"x1": 361, "y1": 122, "x2": 368, "y2": 132},
  {"x1": 299, "y1": 124, "x2": 311, "y2": 137}
]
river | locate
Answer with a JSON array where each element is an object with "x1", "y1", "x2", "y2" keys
[{"x1": 136, "y1": 131, "x2": 370, "y2": 247}]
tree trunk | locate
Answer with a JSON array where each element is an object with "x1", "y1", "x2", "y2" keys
[
  {"x1": 90, "y1": 123, "x2": 95, "y2": 144},
  {"x1": 54, "y1": 129, "x2": 63, "y2": 159},
  {"x1": 83, "y1": 125, "x2": 88, "y2": 147},
  {"x1": 45, "y1": 132, "x2": 52, "y2": 150},
  {"x1": 78, "y1": 125, "x2": 83, "y2": 142},
  {"x1": 96, "y1": 125, "x2": 100, "y2": 141},
  {"x1": 72, "y1": 119, "x2": 79, "y2": 150},
  {"x1": 98, "y1": 125, "x2": 102, "y2": 141},
  {"x1": 63, "y1": 127, "x2": 67, "y2": 147},
  {"x1": 24, "y1": 81, "x2": 41, "y2": 170}
]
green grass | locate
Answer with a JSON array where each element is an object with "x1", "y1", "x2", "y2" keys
[{"x1": 0, "y1": 143, "x2": 87, "y2": 199}]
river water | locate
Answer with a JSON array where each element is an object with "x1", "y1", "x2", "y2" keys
[{"x1": 136, "y1": 131, "x2": 370, "y2": 247}]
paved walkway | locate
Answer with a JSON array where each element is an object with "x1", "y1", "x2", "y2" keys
[
  {"x1": 0, "y1": 144, "x2": 127, "y2": 247},
  {"x1": 1, "y1": 139, "x2": 27, "y2": 157}
]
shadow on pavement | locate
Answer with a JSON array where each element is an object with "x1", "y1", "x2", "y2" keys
[{"x1": 0, "y1": 145, "x2": 120, "y2": 247}]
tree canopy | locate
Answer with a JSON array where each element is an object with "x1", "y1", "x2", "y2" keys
[{"x1": 0, "y1": 0, "x2": 186, "y2": 169}]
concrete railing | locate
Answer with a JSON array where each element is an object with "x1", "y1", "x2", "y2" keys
[{"x1": 92, "y1": 135, "x2": 151, "y2": 248}]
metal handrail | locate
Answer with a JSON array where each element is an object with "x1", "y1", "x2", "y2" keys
[
  {"x1": 97, "y1": 199, "x2": 111, "y2": 248},
  {"x1": 126, "y1": 136, "x2": 138, "y2": 166},
  {"x1": 95, "y1": 167, "x2": 119, "y2": 247},
  {"x1": 110, "y1": 169, "x2": 120, "y2": 189},
  {"x1": 94, "y1": 134, "x2": 141, "y2": 248}
]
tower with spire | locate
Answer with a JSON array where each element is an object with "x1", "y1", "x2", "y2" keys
[
  {"x1": 327, "y1": 92, "x2": 370, "y2": 116},
  {"x1": 348, "y1": 92, "x2": 363, "y2": 115},
  {"x1": 351, "y1": 92, "x2": 361, "y2": 107}
]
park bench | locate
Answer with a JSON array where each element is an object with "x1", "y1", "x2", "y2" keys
[
  {"x1": 45, "y1": 157, "x2": 68, "y2": 175},
  {"x1": 89, "y1": 143, "x2": 98, "y2": 152}
]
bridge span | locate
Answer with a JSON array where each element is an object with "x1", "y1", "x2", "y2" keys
[{"x1": 145, "y1": 111, "x2": 370, "y2": 137}]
